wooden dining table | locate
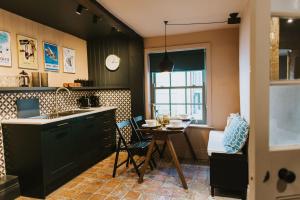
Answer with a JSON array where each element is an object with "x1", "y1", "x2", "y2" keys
[{"x1": 137, "y1": 121, "x2": 196, "y2": 189}]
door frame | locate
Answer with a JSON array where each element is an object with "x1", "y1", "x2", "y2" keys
[
  {"x1": 248, "y1": 0, "x2": 272, "y2": 199},
  {"x1": 249, "y1": 0, "x2": 300, "y2": 199}
]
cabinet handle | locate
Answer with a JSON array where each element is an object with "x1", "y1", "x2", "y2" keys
[
  {"x1": 86, "y1": 116, "x2": 95, "y2": 119},
  {"x1": 57, "y1": 122, "x2": 69, "y2": 127}
]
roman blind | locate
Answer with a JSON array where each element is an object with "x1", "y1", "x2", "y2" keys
[{"x1": 149, "y1": 49, "x2": 205, "y2": 72}]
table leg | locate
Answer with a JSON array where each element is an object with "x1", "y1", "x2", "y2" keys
[
  {"x1": 138, "y1": 139, "x2": 156, "y2": 183},
  {"x1": 166, "y1": 137, "x2": 188, "y2": 189},
  {"x1": 183, "y1": 132, "x2": 197, "y2": 160}
]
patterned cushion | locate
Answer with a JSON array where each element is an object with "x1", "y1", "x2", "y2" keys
[{"x1": 223, "y1": 116, "x2": 249, "y2": 153}]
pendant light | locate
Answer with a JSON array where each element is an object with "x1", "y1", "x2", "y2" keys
[{"x1": 159, "y1": 21, "x2": 174, "y2": 72}]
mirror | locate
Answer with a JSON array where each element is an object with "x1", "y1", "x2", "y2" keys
[{"x1": 270, "y1": 17, "x2": 300, "y2": 80}]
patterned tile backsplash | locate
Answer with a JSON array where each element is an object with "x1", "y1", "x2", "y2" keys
[{"x1": 0, "y1": 89, "x2": 132, "y2": 176}]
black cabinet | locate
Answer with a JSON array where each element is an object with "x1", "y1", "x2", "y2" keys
[
  {"x1": 2, "y1": 109, "x2": 116, "y2": 198},
  {"x1": 42, "y1": 122, "x2": 76, "y2": 191}
]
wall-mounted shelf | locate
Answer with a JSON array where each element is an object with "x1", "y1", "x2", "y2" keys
[{"x1": 0, "y1": 87, "x2": 130, "y2": 93}]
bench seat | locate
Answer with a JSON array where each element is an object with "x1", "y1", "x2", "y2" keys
[{"x1": 207, "y1": 130, "x2": 242, "y2": 156}]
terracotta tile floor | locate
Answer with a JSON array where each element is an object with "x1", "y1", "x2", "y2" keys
[{"x1": 17, "y1": 153, "x2": 239, "y2": 200}]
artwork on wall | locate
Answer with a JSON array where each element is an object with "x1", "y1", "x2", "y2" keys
[
  {"x1": 0, "y1": 31, "x2": 12, "y2": 67},
  {"x1": 17, "y1": 34, "x2": 38, "y2": 69},
  {"x1": 63, "y1": 47, "x2": 75, "y2": 73},
  {"x1": 44, "y1": 42, "x2": 59, "y2": 71}
]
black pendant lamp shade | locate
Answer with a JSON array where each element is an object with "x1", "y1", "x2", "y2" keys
[{"x1": 159, "y1": 21, "x2": 174, "y2": 72}]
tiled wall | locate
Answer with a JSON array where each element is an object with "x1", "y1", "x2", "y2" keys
[{"x1": 0, "y1": 89, "x2": 131, "y2": 176}]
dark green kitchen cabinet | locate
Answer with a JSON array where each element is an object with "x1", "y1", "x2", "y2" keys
[{"x1": 2, "y1": 109, "x2": 116, "y2": 198}]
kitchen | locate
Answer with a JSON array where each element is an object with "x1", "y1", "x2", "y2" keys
[
  {"x1": 0, "y1": 0, "x2": 144, "y2": 199},
  {"x1": 0, "y1": 0, "x2": 254, "y2": 199}
]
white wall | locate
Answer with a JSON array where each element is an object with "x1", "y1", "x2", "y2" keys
[{"x1": 239, "y1": 2, "x2": 251, "y2": 123}]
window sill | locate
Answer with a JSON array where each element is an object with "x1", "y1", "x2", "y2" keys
[{"x1": 188, "y1": 124, "x2": 214, "y2": 129}]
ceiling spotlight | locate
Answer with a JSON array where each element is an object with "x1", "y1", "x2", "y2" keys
[
  {"x1": 76, "y1": 4, "x2": 87, "y2": 15},
  {"x1": 287, "y1": 18, "x2": 294, "y2": 23},
  {"x1": 227, "y1": 13, "x2": 241, "y2": 24}
]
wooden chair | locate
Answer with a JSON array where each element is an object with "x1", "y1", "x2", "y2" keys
[
  {"x1": 131, "y1": 116, "x2": 166, "y2": 158},
  {"x1": 112, "y1": 120, "x2": 155, "y2": 177}
]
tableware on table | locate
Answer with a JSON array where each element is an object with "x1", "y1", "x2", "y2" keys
[
  {"x1": 166, "y1": 124, "x2": 184, "y2": 130},
  {"x1": 145, "y1": 119, "x2": 157, "y2": 126},
  {"x1": 162, "y1": 115, "x2": 170, "y2": 125},
  {"x1": 141, "y1": 123, "x2": 161, "y2": 129},
  {"x1": 169, "y1": 120, "x2": 183, "y2": 127},
  {"x1": 178, "y1": 114, "x2": 189, "y2": 119}
]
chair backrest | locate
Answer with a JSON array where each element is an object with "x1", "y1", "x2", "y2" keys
[
  {"x1": 116, "y1": 120, "x2": 132, "y2": 146},
  {"x1": 132, "y1": 115, "x2": 144, "y2": 128},
  {"x1": 131, "y1": 116, "x2": 145, "y2": 141}
]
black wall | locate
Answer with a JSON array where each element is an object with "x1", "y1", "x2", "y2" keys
[{"x1": 87, "y1": 35, "x2": 145, "y2": 117}]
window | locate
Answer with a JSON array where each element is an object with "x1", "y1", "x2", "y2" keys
[{"x1": 151, "y1": 70, "x2": 206, "y2": 124}]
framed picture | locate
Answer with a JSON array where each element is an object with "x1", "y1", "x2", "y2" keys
[
  {"x1": 17, "y1": 34, "x2": 38, "y2": 69},
  {"x1": 63, "y1": 47, "x2": 75, "y2": 73},
  {"x1": 44, "y1": 42, "x2": 59, "y2": 71},
  {"x1": 0, "y1": 31, "x2": 12, "y2": 67}
]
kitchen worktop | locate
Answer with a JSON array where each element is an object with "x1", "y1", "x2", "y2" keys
[{"x1": 1, "y1": 106, "x2": 117, "y2": 125}]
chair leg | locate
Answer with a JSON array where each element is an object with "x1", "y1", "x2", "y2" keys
[
  {"x1": 128, "y1": 151, "x2": 140, "y2": 177},
  {"x1": 112, "y1": 150, "x2": 120, "y2": 178},
  {"x1": 210, "y1": 186, "x2": 214, "y2": 197},
  {"x1": 112, "y1": 138, "x2": 121, "y2": 177},
  {"x1": 126, "y1": 153, "x2": 130, "y2": 168}
]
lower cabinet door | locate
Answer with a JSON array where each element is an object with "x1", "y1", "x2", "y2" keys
[{"x1": 42, "y1": 122, "x2": 75, "y2": 183}]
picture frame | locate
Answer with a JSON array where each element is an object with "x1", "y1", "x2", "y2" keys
[
  {"x1": 0, "y1": 31, "x2": 12, "y2": 67},
  {"x1": 63, "y1": 47, "x2": 75, "y2": 73},
  {"x1": 17, "y1": 34, "x2": 38, "y2": 69},
  {"x1": 43, "y1": 42, "x2": 59, "y2": 71}
]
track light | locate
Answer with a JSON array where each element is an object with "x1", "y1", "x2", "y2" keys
[
  {"x1": 76, "y1": 4, "x2": 87, "y2": 15},
  {"x1": 227, "y1": 13, "x2": 241, "y2": 24}
]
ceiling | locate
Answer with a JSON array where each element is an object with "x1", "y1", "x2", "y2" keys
[
  {"x1": 97, "y1": 0, "x2": 247, "y2": 37},
  {"x1": 0, "y1": 0, "x2": 140, "y2": 40}
]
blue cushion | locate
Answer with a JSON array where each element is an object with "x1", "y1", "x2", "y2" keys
[{"x1": 223, "y1": 116, "x2": 249, "y2": 153}]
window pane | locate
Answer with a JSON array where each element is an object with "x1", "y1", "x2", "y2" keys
[
  {"x1": 155, "y1": 89, "x2": 169, "y2": 104},
  {"x1": 187, "y1": 71, "x2": 203, "y2": 86},
  {"x1": 171, "y1": 104, "x2": 186, "y2": 116},
  {"x1": 187, "y1": 104, "x2": 203, "y2": 120},
  {"x1": 171, "y1": 72, "x2": 186, "y2": 87},
  {"x1": 155, "y1": 104, "x2": 170, "y2": 115},
  {"x1": 187, "y1": 88, "x2": 202, "y2": 104},
  {"x1": 171, "y1": 89, "x2": 185, "y2": 103},
  {"x1": 155, "y1": 72, "x2": 170, "y2": 87}
]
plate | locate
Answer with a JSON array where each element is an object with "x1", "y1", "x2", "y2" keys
[
  {"x1": 141, "y1": 124, "x2": 161, "y2": 129},
  {"x1": 166, "y1": 125, "x2": 184, "y2": 130}
]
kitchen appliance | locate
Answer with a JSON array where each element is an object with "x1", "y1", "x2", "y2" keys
[
  {"x1": 89, "y1": 95, "x2": 101, "y2": 107},
  {"x1": 31, "y1": 72, "x2": 40, "y2": 87},
  {"x1": 19, "y1": 70, "x2": 30, "y2": 87},
  {"x1": 41, "y1": 72, "x2": 48, "y2": 87},
  {"x1": 77, "y1": 96, "x2": 91, "y2": 108},
  {"x1": 16, "y1": 98, "x2": 40, "y2": 118}
]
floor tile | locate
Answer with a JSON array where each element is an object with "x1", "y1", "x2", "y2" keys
[{"x1": 17, "y1": 152, "x2": 240, "y2": 200}]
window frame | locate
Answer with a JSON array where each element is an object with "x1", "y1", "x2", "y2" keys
[{"x1": 150, "y1": 71, "x2": 207, "y2": 124}]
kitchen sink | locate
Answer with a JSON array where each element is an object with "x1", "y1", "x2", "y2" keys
[{"x1": 30, "y1": 110, "x2": 93, "y2": 119}]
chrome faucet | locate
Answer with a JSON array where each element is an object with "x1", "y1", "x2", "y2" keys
[{"x1": 55, "y1": 87, "x2": 71, "y2": 115}]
